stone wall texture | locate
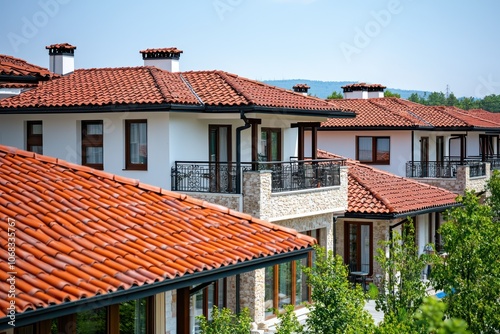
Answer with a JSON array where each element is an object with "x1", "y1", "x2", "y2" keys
[
  {"x1": 412, "y1": 163, "x2": 490, "y2": 195},
  {"x1": 242, "y1": 167, "x2": 348, "y2": 221},
  {"x1": 184, "y1": 192, "x2": 241, "y2": 211}
]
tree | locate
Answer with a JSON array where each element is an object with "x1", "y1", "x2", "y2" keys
[
  {"x1": 408, "y1": 93, "x2": 424, "y2": 104},
  {"x1": 414, "y1": 297, "x2": 470, "y2": 334},
  {"x1": 197, "y1": 306, "x2": 252, "y2": 334},
  {"x1": 274, "y1": 304, "x2": 304, "y2": 334},
  {"x1": 375, "y1": 221, "x2": 429, "y2": 330},
  {"x1": 384, "y1": 90, "x2": 401, "y2": 98},
  {"x1": 431, "y1": 171, "x2": 500, "y2": 333},
  {"x1": 457, "y1": 97, "x2": 479, "y2": 110},
  {"x1": 446, "y1": 92, "x2": 459, "y2": 106},
  {"x1": 327, "y1": 91, "x2": 344, "y2": 99},
  {"x1": 427, "y1": 92, "x2": 446, "y2": 105},
  {"x1": 480, "y1": 94, "x2": 500, "y2": 112},
  {"x1": 302, "y1": 245, "x2": 375, "y2": 334}
]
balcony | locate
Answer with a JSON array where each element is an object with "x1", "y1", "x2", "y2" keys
[
  {"x1": 406, "y1": 160, "x2": 487, "y2": 178},
  {"x1": 171, "y1": 159, "x2": 345, "y2": 194}
]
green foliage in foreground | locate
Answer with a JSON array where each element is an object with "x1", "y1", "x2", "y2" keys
[
  {"x1": 274, "y1": 304, "x2": 304, "y2": 334},
  {"x1": 302, "y1": 245, "x2": 375, "y2": 334},
  {"x1": 431, "y1": 171, "x2": 500, "y2": 333},
  {"x1": 197, "y1": 306, "x2": 251, "y2": 334}
]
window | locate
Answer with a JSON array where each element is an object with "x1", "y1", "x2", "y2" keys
[
  {"x1": 356, "y1": 136, "x2": 390, "y2": 164},
  {"x1": 26, "y1": 121, "x2": 43, "y2": 154},
  {"x1": 264, "y1": 229, "x2": 319, "y2": 318},
  {"x1": 82, "y1": 120, "x2": 104, "y2": 170},
  {"x1": 125, "y1": 120, "x2": 147, "y2": 170},
  {"x1": 191, "y1": 279, "x2": 227, "y2": 332},
  {"x1": 345, "y1": 222, "x2": 373, "y2": 275},
  {"x1": 261, "y1": 128, "x2": 282, "y2": 161},
  {"x1": 15, "y1": 297, "x2": 154, "y2": 334}
]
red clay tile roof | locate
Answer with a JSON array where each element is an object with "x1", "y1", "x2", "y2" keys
[
  {"x1": 140, "y1": 47, "x2": 183, "y2": 57},
  {"x1": 322, "y1": 98, "x2": 500, "y2": 129},
  {"x1": 341, "y1": 83, "x2": 386, "y2": 91},
  {"x1": 0, "y1": 145, "x2": 315, "y2": 318},
  {"x1": 0, "y1": 67, "x2": 353, "y2": 116},
  {"x1": 45, "y1": 43, "x2": 76, "y2": 52},
  {"x1": 0, "y1": 54, "x2": 54, "y2": 79},
  {"x1": 293, "y1": 84, "x2": 310, "y2": 89},
  {"x1": 318, "y1": 149, "x2": 458, "y2": 215}
]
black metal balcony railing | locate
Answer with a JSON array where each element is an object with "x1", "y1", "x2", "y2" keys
[
  {"x1": 406, "y1": 160, "x2": 486, "y2": 178},
  {"x1": 171, "y1": 159, "x2": 345, "y2": 194}
]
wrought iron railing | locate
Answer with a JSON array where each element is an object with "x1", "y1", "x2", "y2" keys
[
  {"x1": 171, "y1": 159, "x2": 345, "y2": 194},
  {"x1": 406, "y1": 160, "x2": 486, "y2": 178}
]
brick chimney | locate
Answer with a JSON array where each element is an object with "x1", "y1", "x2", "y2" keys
[
  {"x1": 342, "y1": 83, "x2": 386, "y2": 99},
  {"x1": 292, "y1": 83, "x2": 310, "y2": 96},
  {"x1": 46, "y1": 43, "x2": 76, "y2": 75},
  {"x1": 139, "y1": 47, "x2": 183, "y2": 72}
]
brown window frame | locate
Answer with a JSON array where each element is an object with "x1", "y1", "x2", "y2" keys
[
  {"x1": 264, "y1": 228, "x2": 319, "y2": 319},
  {"x1": 356, "y1": 136, "x2": 390, "y2": 165},
  {"x1": 26, "y1": 121, "x2": 43, "y2": 154},
  {"x1": 125, "y1": 119, "x2": 148, "y2": 171},
  {"x1": 344, "y1": 221, "x2": 373, "y2": 276},
  {"x1": 82, "y1": 120, "x2": 104, "y2": 170}
]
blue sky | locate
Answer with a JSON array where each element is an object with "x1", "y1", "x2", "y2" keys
[{"x1": 1, "y1": 0, "x2": 499, "y2": 98}]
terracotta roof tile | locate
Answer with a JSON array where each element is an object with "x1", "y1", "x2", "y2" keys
[
  {"x1": 322, "y1": 98, "x2": 500, "y2": 129},
  {"x1": 0, "y1": 67, "x2": 353, "y2": 115},
  {"x1": 0, "y1": 54, "x2": 54, "y2": 79},
  {"x1": 318, "y1": 149, "x2": 458, "y2": 215},
  {"x1": 0, "y1": 145, "x2": 315, "y2": 318}
]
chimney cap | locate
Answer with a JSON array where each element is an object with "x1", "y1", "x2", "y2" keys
[
  {"x1": 140, "y1": 47, "x2": 183, "y2": 60},
  {"x1": 341, "y1": 83, "x2": 386, "y2": 92},
  {"x1": 46, "y1": 43, "x2": 76, "y2": 55},
  {"x1": 293, "y1": 83, "x2": 310, "y2": 93}
]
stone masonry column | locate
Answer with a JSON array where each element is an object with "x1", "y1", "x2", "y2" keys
[{"x1": 242, "y1": 170, "x2": 272, "y2": 220}]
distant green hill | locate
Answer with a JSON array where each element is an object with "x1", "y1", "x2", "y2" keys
[{"x1": 262, "y1": 79, "x2": 430, "y2": 100}]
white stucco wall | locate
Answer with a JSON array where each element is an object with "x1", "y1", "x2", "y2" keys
[
  {"x1": 311, "y1": 130, "x2": 411, "y2": 176},
  {"x1": 0, "y1": 112, "x2": 172, "y2": 188}
]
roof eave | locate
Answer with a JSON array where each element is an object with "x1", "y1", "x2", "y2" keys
[
  {"x1": 0, "y1": 103, "x2": 205, "y2": 114},
  {"x1": 0, "y1": 247, "x2": 312, "y2": 329},
  {"x1": 343, "y1": 203, "x2": 460, "y2": 220},
  {"x1": 204, "y1": 105, "x2": 356, "y2": 118},
  {"x1": 319, "y1": 125, "x2": 430, "y2": 131}
]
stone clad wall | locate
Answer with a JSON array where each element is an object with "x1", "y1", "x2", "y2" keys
[
  {"x1": 243, "y1": 167, "x2": 348, "y2": 221},
  {"x1": 184, "y1": 192, "x2": 241, "y2": 211},
  {"x1": 412, "y1": 164, "x2": 490, "y2": 195}
]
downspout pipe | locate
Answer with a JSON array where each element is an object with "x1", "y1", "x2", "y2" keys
[{"x1": 236, "y1": 111, "x2": 251, "y2": 194}]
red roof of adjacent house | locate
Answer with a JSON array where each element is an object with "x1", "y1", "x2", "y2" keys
[
  {"x1": 318, "y1": 149, "x2": 458, "y2": 215},
  {"x1": 0, "y1": 145, "x2": 314, "y2": 318},
  {"x1": 0, "y1": 67, "x2": 353, "y2": 116},
  {"x1": 322, "y1": 98, "x2": 500, "y2": 129},
  {"x1": 0, "y1": 54, "x2": 55, "y2": 88}
]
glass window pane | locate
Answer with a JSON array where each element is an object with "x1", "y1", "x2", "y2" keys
[
  {"x1": 120, "y1": 298, "x2": 147, "y2": 334},
  {"x1": 271, "y1": 131, "x2": 279, "y2": 161},
  {"x1": 265, "y1": 266, "x2": 274, "y2": 316},
  {"x1": 376, "y1": 138, "x2": 390, "y2": 161},
  {"x1": 261, "y1": 131, "x2": 268, "y2": 161},
  {"x1": 278, "y1": 262, "x2": 292, "y2": 309},
  {"x1": 358, "y1": 137, "x2": 373, "y2": 161},
  {"x1": 86, "y1": 123, "x2": 103, "y2": 135},
  {"x1": 77, "y1": 307, "x2": 107, "y2": 334},
  {"x1": 360, "y1": 225, "x2": 370, "y2": 273},
  {"x1": 31, "y1": 123, "x2": 43, "y2": 135},
  {"x1": 296, "y1": 258, "x2": 308, "y2": 305},
  {"x1": 31, "y1": 146, "x2": 43, "y2": 154},
  {"x1": 86, "y1": 147, "x2": 103, "y2": 164},
  {"x1": 190, "y1": 291, "x2": 203, "y2": 334},
  {"x1": 130, "y1": 122, "x2": 147, "y2": 164}
]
